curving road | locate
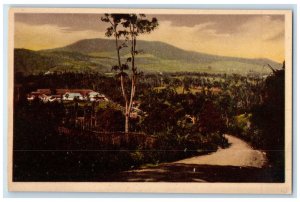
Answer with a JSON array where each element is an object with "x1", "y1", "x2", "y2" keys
[
  {"x1": 175, "y1": 134, "x2": 267, "y2": 168},
  {"x1": 115, "y1": 134, "x2": 272, "y2": 182}
]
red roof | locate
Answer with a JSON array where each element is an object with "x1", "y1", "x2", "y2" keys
[
  {"x1": 31, "y1": 89, "x2": 94, "y2": 96},
  {"x1": 70, "y1": 89, "x2": 94, "y2": 96},
  {"x1": 37, "y1": 89, "x2": 51, "y2": 95},
  {"x1": 56, "y1": 89, "x2": 70, "y2": 95}
]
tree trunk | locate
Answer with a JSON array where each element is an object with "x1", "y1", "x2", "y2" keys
[
  {"x1": 113, "y1": 24, "x2": 129, "y2": 133},
  {"x1": 121, "y1": 75, "x2": 129, "y2": 133},
  {"x1": 124, "y1": 25, "x2": 137, "y2": 133},
  {"x1": 125, "y1": 113, "x2": 129, "y2": 133}
]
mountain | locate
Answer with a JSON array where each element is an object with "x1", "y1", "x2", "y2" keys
[
  {"x1": 14, "y1": 48, "x2": 110, "y2": 75},
  {"x1": 14, "y1": 49, "x2": 56, "y2": 74},
  {"x1": 15, "y1": 38, "x2": 282, "y2": 75}
]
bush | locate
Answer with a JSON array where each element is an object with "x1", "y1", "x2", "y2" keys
[
  {"x1": 97, "y1": 107, "x2": 124, "y2": 132},
  {"x1": 198, "y1": 101, "x2": 226, "y2": 135}
]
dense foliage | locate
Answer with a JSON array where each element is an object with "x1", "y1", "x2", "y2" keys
[
  {"x1": 251, "y1": 66, "x2": 285, "y2": 169},
  {"x1": 227, "y1": 62, "x2": 285, "y2": 181},
  {"x1": 13, "y1": 68, "x2": 285, "y2": 181}
]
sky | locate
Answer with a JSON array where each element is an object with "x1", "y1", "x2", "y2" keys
[{"x1": 14, "y1": 13, "x2": 285, "y2": 62}]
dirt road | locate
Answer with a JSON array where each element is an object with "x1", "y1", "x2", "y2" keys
[
  {"x1": 115, "y1": 135, "x2": 274, "y2": 182},
  {"x1": 175, "y1": 134, "x2": 267, "y2": 168}
]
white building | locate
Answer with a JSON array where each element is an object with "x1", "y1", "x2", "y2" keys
[
  {"x1": 62, "y1": 92, "x2": 84, "y2": 101},
  {"x1": 88, "y1": 92, "x2": 108, "y2": 101}
]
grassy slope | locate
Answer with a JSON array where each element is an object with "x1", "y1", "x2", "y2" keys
[{"x1": 15, "y1": 38, "x2": 281, "y2": 75}]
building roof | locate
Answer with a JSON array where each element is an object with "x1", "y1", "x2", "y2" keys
[
  {"x1": 31, "y1": 89, "x2": 96, "y2": 97},
  {"x1": 36, "y1": 89, "x2": 51, "y2": 95},
  {"x1": 56, "y1": 89, "x2": 70, "y2": 95},
  {"x1": 71, "y1": 89, "x2": 94, "y2": 96}
]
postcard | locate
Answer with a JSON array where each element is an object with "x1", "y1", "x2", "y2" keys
[{"x1": 7, "y1": 7, "x2": 293, "y2": 194}]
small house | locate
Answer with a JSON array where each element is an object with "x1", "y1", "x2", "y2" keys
[{"x1": 62, "y1": 92, "x2": 84, "y2": 101}]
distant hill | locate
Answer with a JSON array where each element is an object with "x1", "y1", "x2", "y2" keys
[
  {"x1": 14, "y1": 49, "x2": 56, "y2": 74},
  {"x1": 15, "y1": 38, "x2": 282, "y2": 75},
  {"x1": 14, "y1": 48, "x2": 110, "y2": 75}
]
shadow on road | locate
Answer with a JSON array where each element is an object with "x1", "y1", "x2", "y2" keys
[{"x1": 114, "y1": 163, "x2": 284, "y2": 182}]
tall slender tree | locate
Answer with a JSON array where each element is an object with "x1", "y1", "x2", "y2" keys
[{"x1": 101, "y1": 14, "x2": 158, "y2": 133}]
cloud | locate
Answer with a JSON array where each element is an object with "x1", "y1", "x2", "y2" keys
[
  {"x1": 14, "y1": 22, "x2": 104, "y2": 50},
  {"x1": 237, "y1": 15, "x2": 284, "y2": 41},
  {"x1": 139, "y1": 17, "x2": 284, "y2": 62},
  {"x1": 153, "y1": 14, "x2": 284, "y2": 35},
  {"x1": 15, "y1": 13, "x2": 284, "y2": 34},
  {"x1": 265, "y1": 30, "x2": 285, "y2": 41},
  {"x1": 15, "y1": 13, "x2": 107, "y2": 32},
  {"x1": 14, "y1": 14, "x2": 285, "y2": 62}
]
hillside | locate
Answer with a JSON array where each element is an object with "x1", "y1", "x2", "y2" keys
[
  {"x1": 14, "y1": 49, "x2": 110, "y2": 75},
  {"x1": 14, "y1": 49, "x2": 56, "y2": 74},
  {"x1": 15, "y1": 38, "x2": 282, "y2": 75}
]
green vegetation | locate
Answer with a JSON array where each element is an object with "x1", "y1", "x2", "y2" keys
[
  {"x1": 228, "y1": 63, "x2": 285, "y2": 180},
  {"x1": 13, "y1": 64, "x2": 284, "y2": 181},
  {"x1": 13, "y1": 11, "x2": 285, "y2": 181},
  {"x1": 15, "y1": 38, "x2": 281, "y2": 75}
]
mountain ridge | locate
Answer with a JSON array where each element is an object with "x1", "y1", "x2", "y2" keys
[
  {"x1": 15, "y1": 38, "x2": 282, "y2": 75},
  {"x1": 50, "y1": 38, "x2": 280, "y2": 66}
]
